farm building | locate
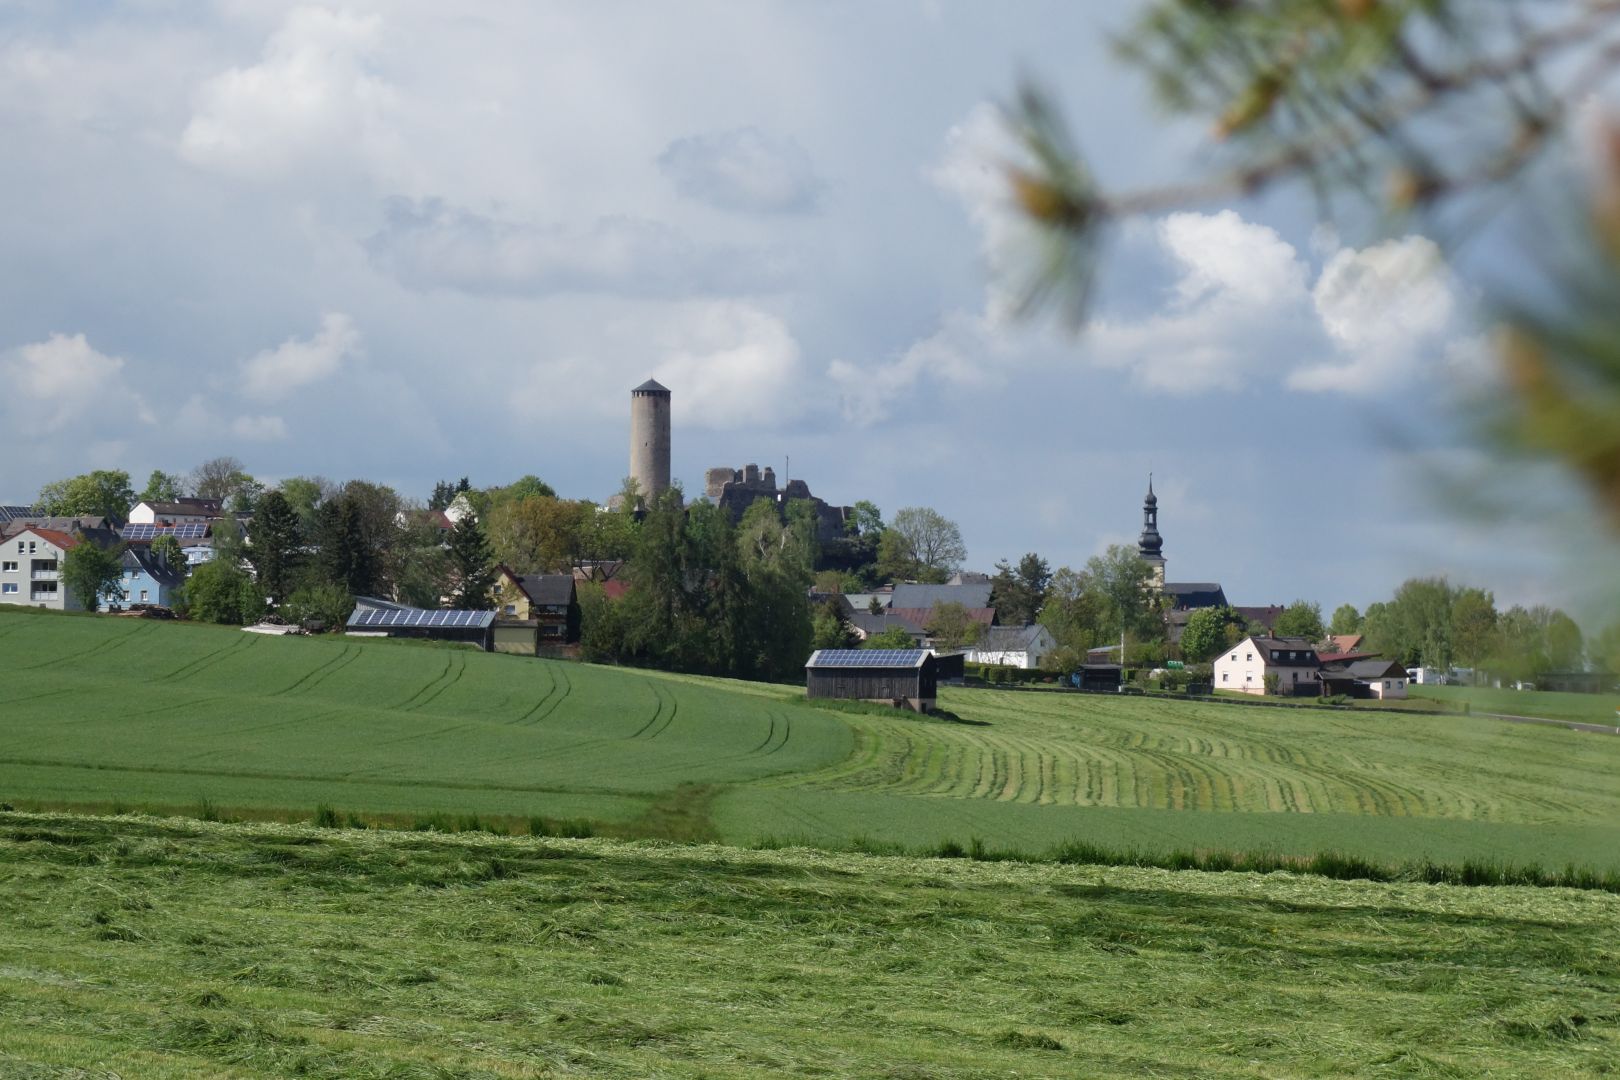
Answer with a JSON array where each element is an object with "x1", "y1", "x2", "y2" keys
[
  {"x1": 345, "y1": 605, "x2": 496, "y2": 651},
  {"x1": 1073, "y1": 664, "x2": 1123, "y2": 692},
  {"x1": 806, "y1": 649, "x2": 936, "y2": 712}
]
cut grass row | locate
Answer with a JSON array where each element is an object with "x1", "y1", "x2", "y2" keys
[{"x1": 2, "y1": 812, "x2": 1617, "y2": 1078}]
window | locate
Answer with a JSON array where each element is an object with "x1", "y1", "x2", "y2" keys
[
  {"x1": 26, "y1": 541, "x2": 36, "y2": 553},
  {"x1": 1221, "y1": 672, "x2": 1228, "y2": 683},
  {"x1": 1230, "y1": 653, "x2": 1237, "y2": 661},
  {"x1": 140, "y1": 589, "x2": 149, "y2": 602},
  {"x1": 1246, "y1": 652, "x2": 1253, "y2": 662},
  {"x1": 1384, "y1": 681, "x2": 1390, "y2": 690},
  {"x1": 1292, "y1": 671, "x2": 1299, "y2": 682},
  {"x1": 1, "y1": 561, "x2": 14, "y2": 572},
  {"x1": 503, "y1": 604, "x2": 515, "y2": 615},
  {"x1": 1, "y1": 584, "x2": 15, "y2": 594}
]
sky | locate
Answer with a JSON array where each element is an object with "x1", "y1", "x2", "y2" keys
[{"x1": 1, "y1": 1, "x2": 1614, "y2": 622}]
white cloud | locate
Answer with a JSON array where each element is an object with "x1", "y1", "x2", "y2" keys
[
  {"x1": 658, "y1": 127, "x2": 822, "y2": 214},
  {"x1": 829, "y1": 311, "x2": 1000, "y2": 426},
  {"x1": 1086, "y1": 210, "x2": 1313, "y2": 393},
  {"x1": 0, "y1": 333, "x2": 153, "y2": 434},
  {"x1": 366, "y1": 198, "x2": 791, "y2": 298},
  {"x1": 651, "y1": 302, "x2": 807, "y2": 430},
  {"x1": 1290, "y1": 236, "x2": 1456, "y2": 393},
  {"x1": 240, "y1": 313, "x2": 362, "y2": 401},
  {"x1": 928, "y1": 102, "x2": 1034, "y2": 321},
  {"x1": 179, "y1": 7, "x2": 397, "y2": 178}
]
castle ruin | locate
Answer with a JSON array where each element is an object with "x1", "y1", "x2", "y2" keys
[{"x1": 705, "y1": 463, "x2": 852, "y2": 543}]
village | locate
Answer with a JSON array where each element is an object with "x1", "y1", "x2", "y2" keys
[{"x1": 4, "y1": 378, "x2": 1607, "y2": 711}]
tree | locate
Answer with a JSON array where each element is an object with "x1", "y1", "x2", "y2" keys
[
  {"x1": 149, "y1": 534, "x2": 185, "y2": 572},
  {"x1": 190, "y1": 456, "x2": 254, "y2": 504},
  {"x1": 1273, "y1": 600, "x2": 1324, "y2": 642},
  {"x1": 990, "y1": 552, "x2": 1052, "y2": 626},
  {"x1": 315, "y1": 495, "x2": 378, "y2": 597},
  {"x1": 1039, "y1": 565, "x2": 1107, "y2": 656},
  {"x1": 429, "y1": 480, "x2": 458, "y2": 512},
  {"x1": 247, "y1": 490, "x2": 302, "y2": 606},
  {"x1": 927, "y1": 600, "x2": 984, "y2": 651},
  {"x1": 37, "y1": 471, "x2": 135, "y2": 521},
  {"x1": 279, "y1": 476, "x2": 332, "y2": 534},
  {"x1": 281, "y1": 583, "x2": 355, "y2": 630},
  {"x1": 1085, "y1": 544, "x2": 1164, "y2": 643},
  {"x1": 850, "y1": 500, "x2": 884, "y2": 537},
  {"x1": 811, "y1": 597, "x2": 857, "y2": 650},
  {"x1": 862, "y1": 626, "x2": 916, "y2": 650},
  {"x1": 1450, "y1": 587, "x2": 1499, "y2": 682},
  {"x1": 487, "y1": 496, "x2": 593, "y2": 574},
  {"x1": 1180, "y1": 606, "x2": 1246, "y2": 664},
  {"x1": 1328, "y1": 604, "x2": 1362, "y2": 637},
  {"x1": 61, "y1": 541, "x2": 124, "y2": 610},
  {"x1": 1004, "y1": 4, "x2": 1620, "y2": 537},
  {"x1": 182, "y1": 558, "x2": 261, "y2": 625},
  {"x1": 447, "y1": 511, "x2": 496, "y2": 609},
  {"x1": 139, "y1": 469, "x2": 186, "y2": 503},
  {"x1": 877, "y1": 507, "x2": 966, "y2": 583},
  {"x1": 1594, "y1": 620, "x2": 1620, "y2": 675}
]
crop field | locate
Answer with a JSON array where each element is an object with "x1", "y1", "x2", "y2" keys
[
  {"x1": 3, "y1": 610, "x2": 1620, "y2": 872},
  {"x1": 2, "y1": 813, "x2": 1617, "y2": 1078}
]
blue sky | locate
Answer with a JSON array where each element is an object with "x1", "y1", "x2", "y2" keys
[{"x1": 1, "y1": 2, "x2": 1611, "y2": 620}]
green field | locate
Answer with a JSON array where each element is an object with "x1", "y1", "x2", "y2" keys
[
  {"x1": 1, "y1": 813, "x2": 1616, "y2": 1078},
  {"x1": 1411, "y1": 683, "x2": 1620, "y2": 725},
  {"x1": 4, "y1": 609, "x2": 1620, "y2": 871}
]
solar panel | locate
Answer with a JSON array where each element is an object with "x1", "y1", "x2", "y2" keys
[
  {"x1": 122, "y1": 522, "x2": 210, "y2": 541},
  {"x1": 347, "y1": 606, "x2": 493, "y2": 629},
  {"x1": 807, "y1": 649, "x2": 928, "y2": 669}
]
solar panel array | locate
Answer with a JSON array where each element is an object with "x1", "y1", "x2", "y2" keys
[
  {"x1": 348, "y1": 607, "x2": 495, "y2": 630},
  {"x1": 0, "y1": 505, "x2": 39, "y2": 523},
  {"x1": 806, "y1": 649, "x2": 928, "y2": 669},
  {"x1": 122, "y1": 523, "x2": 210, "y2": 540}
]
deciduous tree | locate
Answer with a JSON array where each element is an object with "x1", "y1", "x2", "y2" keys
[
  {"x1": 37, "y1": 471, "x2": 135, "y2": 521},
  {"x1": 1273, "y1": 600, "x2": 1324, "y2": 642},
  {"x1": 61, "y1": 541, "x2": 124, "y2": 610},
  {"x1": 1328, "y1": 604, "x2": 1362, "y2": 637},
  {"x1": 990, "y1": 552, "x2": 1052, "y2": 626},
  {"x1": 876, "y1": 507, "x2": 965, "y2": 584}
]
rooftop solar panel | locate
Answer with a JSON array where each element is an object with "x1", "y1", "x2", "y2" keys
[
  {"x1": 347, "y1": 606, "x2": 494, "y2": 630},
  {"x1": 121, "y1": 522, "x2": 210, "y2": 541},
  {"x1": 806, "y1": 649, "x2": 929, "y2": 669}
]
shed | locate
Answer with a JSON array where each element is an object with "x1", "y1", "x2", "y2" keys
[
  {"x1": 805, "y1": 649, "x2": 936, "y2": 712},
  {"x1": 345, "y1": 606, "x2": 496, "y2": 651},
  {"x1": 1074, "y1": 664, "x2": 1122, "y2": 692}
]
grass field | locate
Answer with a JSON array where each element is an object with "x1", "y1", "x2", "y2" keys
[
  {"x1": 1, "y1": 812, "x2": 1616, "y2": 1078},
  {"x1": 1410, "y1": 683, "x2": 1620, "y2": 725},
  {"x1": 4, "y1": 609, "x2": 1620, "y2": 873}
]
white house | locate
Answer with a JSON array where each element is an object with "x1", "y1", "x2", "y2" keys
[
  {"x1": 967, "y1": 624, "x2": 1058, "y2": 670},
  {"x1": 0, "y1": 527, "x2": 83, "y2": 611},
  {"x1": 1214, "y1": 635, "x2": 1321, "y2": 696},
  {"x1": 1407, "y1": 666, "x2": 1449, "y2": 685},
  {"x1": 127, "y1": 497, "x2": 223, "y2": 525}
]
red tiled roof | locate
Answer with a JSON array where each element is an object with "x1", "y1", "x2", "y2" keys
[
  {"x1": 600, "y1": 580, "x2": 631, "y2": 600},
  {"x1": 19, "y1": 527, "x2": 79, "y2": 550}
]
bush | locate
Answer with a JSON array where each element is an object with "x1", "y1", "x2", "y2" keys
[{"x1": 281, "y1": 584, "x2": 355, "y2": 630}]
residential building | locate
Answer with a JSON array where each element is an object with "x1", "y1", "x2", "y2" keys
[
  {"x1": 492, "y1": 567, "x2": 580, "y2": 643},
  {"x1": 1319, "y1": 658, "x2": 1409, "y2": 699},
  {"x1": 849, "y1": 610, "x2": 926, "y2": 646},
  {"x1": 1, "y1": 528, "x2": 82, "y2": 611},
  {"x1": 966, "y1": 624, "x2": 1058, "y2": 670},
  {"x1": 103, "y1": 547, "x2": 186, "y2": 610},
  {"x1": 888, "y1": 582, "x2": 994, "y2": 611},
  {"x1": 127, "y1": 498, "x2": 224, "y2": 525},
  {"x1": 1321, "y1": 633, "x2": 1364, "y2": 655},
  {"x1": 1214, "y1": 635, "x2": 1322, "y2": 696}
]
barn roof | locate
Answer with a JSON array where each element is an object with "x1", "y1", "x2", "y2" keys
[{"x1": 806, "y1": 649, "x2": 931, "y2": 670}]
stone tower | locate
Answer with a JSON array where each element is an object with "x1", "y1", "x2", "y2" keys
[
  {"x1": 1138, "y1": 474, "x2": 1166, "y2": 588},
  {"x1": 629, "y1": 379, "x2": 672, "y2": 504}
]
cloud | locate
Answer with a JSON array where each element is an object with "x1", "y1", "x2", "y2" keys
[
  {"x1": 658, "y1": 127, "x2": 823, "y2": 214},
  {"x1": 239, "y1": 313, "x2": 362, "y2": 401},
  {"x1": 1289, "y1": 236, "x2": 1457, "y2": 393},
  {"x1": 927, "y1": 102, "x2": 1034, "y2": 320},
  {"x1": 231, "y1": 414, "x2": 289, "y2": 441},
  {"x1": 179, "y1": 7, "x2": 397, "y2": 178},
  {"x1": 0, "y1": 332, "x2": 153, "y2": 434},
  {"x1": 829, "y1": 311, "x2": 1001, "y2": 426},
  {"x1": 366, "y1": 197, "x2": 791, "y2": 298}
]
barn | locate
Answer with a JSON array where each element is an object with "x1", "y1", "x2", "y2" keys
[
  {"x1": 806, "y1": 649, "x2": 937, "y2": 712},
  {"x1": 344, "y1": 606, "x2": 496, "y2": 651}
]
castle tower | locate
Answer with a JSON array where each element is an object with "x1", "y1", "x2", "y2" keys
[
  {"x1": 629, "y1": 379, "x2": 671, "y2": 504},
  {"x1": 1138, "y1": 474, "x2": 1166, "y2": 588}
]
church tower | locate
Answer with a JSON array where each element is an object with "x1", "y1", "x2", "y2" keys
[{"x1": 1138, "y1": 475, "x2": 1166, "y2": 588}]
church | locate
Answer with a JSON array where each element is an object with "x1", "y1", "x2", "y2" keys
[{"x1": 1136, "y1": 477, "x2": 1229, "y2": 642}]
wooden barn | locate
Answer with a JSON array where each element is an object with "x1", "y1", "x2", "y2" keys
[{"x1": 806, "y1": 649, "x2": 937, "y2": 712}]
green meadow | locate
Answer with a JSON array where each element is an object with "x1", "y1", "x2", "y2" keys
[
  {"x1": 1, "y1": 813, "x2": 1616, "y2": 1078},
  {"x1": 3, "y1": 609, "x2": 1620, "y2": 873}
]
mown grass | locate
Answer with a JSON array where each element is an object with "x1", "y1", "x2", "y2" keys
[
  {"x1": 0, "y1": 812, "x2": 1616, "y2": 1078},
  {"x1": 1411, "y1": 683, "x2": 1620, "y2": 724}
]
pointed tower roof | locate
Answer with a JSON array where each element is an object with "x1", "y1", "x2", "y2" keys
[
  {"x1": 632, "y1": 378, "x2": 670, "y2": 395},
  {"x1": 1138, "y1": 474, "x2": 1163, "y2": 561}
]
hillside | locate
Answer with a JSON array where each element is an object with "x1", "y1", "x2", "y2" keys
[
  {"x1": 3, "y1": 610, "x2": 1620, "y2": 871},
  {"x1": 2, "y1": 813, "x2": 1616, "y2": 1078}
]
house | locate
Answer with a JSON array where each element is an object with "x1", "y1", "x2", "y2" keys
[
  {"x1": 2, "y1": 515, "x2": 111, "y2": 539},
  {"x1": 1233, "y1": 605, "x2": 1286, "y2": 633},
  {"x1": 492, "y1": 567, "x2": 580, "y2": 644},
  {"x1": 1214, "y1": 635, "x2": 1322, "y2": 696},
  {"x1": 1, "y1": 527, "x2": 83, "y2": 610},
  {"x1": 345, "y1": 605, "x2": 496, "y2": 650},
  {"x1": 805, "y1": 649, "x2": 937, "y2": 712},
  {"x1": 0, "y1": 505, "x2": 41, "y2": 526},
  {"x1": 126, "y1": 498, "x2": 224, "y2": 525},
  {"x1": 888, "y1": 582, "x2": 994, "y2": 611},
  {"x1": 890, "y1": 606, "x2": 995, "y2": 642},
  {"x1": 1320, "y1": 657, "x2": 1408, "y2": 699},
  {"x1": 397, "y1": 508, "x2": 454, "y2": 540},
  {"x1": 1321, "y1": 633, "x2": 1364, "y2": 655},
  {"x1": 967, "y1": 624, "x2": 1058, "y2": 670},
  {"x1": 102, "y1": 547, "x2": 186, "y2": 610}
]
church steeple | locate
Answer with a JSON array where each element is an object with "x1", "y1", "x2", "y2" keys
[{"x1": 1138, "y1": 474, "x2": 1166, "y2": 586}]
